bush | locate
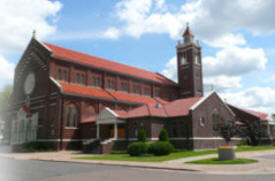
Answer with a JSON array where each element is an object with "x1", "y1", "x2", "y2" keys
[
  {"x1": 159, "y1": 129, "x2": 169, "y2": 141},
  {"x1": 138, "y1": 129, "x2": 147, "y2": 142},
  {"x1": 127, "y1": 142, "x2": 148, "y2": 156},
  {"x1": 237, "y1": 141, "x2": 247, "y2": 147},
  {"x1": 13, "y1": 142, "x2": 52, "y2": 153},
  {"x1": 148, "y1": 141, "x2": 174, "y2": 156}
]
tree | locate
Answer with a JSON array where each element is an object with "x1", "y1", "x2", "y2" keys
[
  {"x1": 0, "y1": 84, "x2": 12, "y2": 120},
  {"x1": 242, "y1": 121, "x2": 262, "y2": 146},
  {"x1": 137, "y1": 129, "x2": 147, "y2": 142},
  {"x1": 217, "y1": 120, "x2": 238, "y2": 145},
  {"x1": 159, "y1": 128, "x2": 169, "y2": 141}
]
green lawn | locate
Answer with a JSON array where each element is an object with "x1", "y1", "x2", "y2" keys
[
  {"x1": 75, "y1": 150, "x2": 216, "y2": 162},
  {"x1": 186, "y1": 158, "x2": 258, "y2": 164},
  {"x1": 236, "y1": 145, "x2": 275, "y2": 152},
  {"x1": 74, "y1": 145, "x2": 275, "y2": 162}
]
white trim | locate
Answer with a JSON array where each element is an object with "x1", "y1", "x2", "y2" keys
[
  {"x1": 64, "y1": 127, "x2": 79, "y2": 130},
  {"x1": 215, "y1": 93, "x2": 235, "y2": 116},
  {"x1": 128, "y1": 138, "x2": 159, "y2": 141},
  {"x1": 169, "y1": 137, "x2": 242, "y2": 141},
  {"x1": 190, "y1": 91, "x2": 235, "y2": 117},
  {"x1": 35, "y1": 38, "x2": 53, "y2": 53},
  {"x1": 149, "y1": 137, "x2": 159, "y2": 141},
  {"x1": 31, "y1": 105, "x2": 45, "y2": 110},
  {"x1": 37, "y1": 137, "x2": 242, "y2": 143},
  {"x1": 30, "y1": 95, "x2": 45, "y2": 101},
  {"x1": 50, "y1": 77, "x2": 63, "y2": 92},
  {"x1": 37, "y1": 139, "x2": 82, "y2": 142},
  {"x1": 190, "y1": 91, "x2": 215, "y2": 111},
  {"x1": 50, "y1": 103, "x2": 57, "y2": 107},
  {"x1": 105, "y1": 107, "x2": 119, "y2": 117},
  {"x1": 82, "y1": 139, "x2": 97, "y2": 145}
]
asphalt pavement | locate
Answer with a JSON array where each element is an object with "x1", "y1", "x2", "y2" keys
[{"x1": 1, "y1": 157, "x2": 275, "y2": 181}]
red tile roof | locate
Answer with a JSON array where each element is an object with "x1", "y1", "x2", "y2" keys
[
  {"x1": 124, "y1": 96, "x2": 202, "y2": 118},
  {"x1": 58, "y1": 81, "x2": 168, "y2": 105},
  {"x1": 245, "y1": 109, "x2": 269, "y2": 121},
  {"x1": 107, "y1": 90, "x2": 159, "y2": 104},
  {"x1": 59, "y1": 82, "x2": 113, "y2": 100},
  {"x1": 81, "y1": 115, "x2": 97, "y2": 123},
  {"x1": 113, "y1": 110, "x2": 128, "y2": 118},
  {"x1": 227, "y1": 103, "x2": 269, "y2": 122},
  {"x1": 44, "y1": 42, "x2": 176, "y2": 86},
  {"x1": 183, "y1": 27, "x2": 194, "y2": 37},
  {"x1": 126, "y1": 103, "x2": 167, "y2": 118},
  {"x1": 80, "y1": 96, "x2": 202, "y2": 123},
  {"x1": 165, "y1": 96, "x2": 202, "y2": 117}
]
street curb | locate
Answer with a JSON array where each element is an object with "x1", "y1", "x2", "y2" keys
[{"x1": 30, "y1": 158, "x2": 200, "y2": 172}]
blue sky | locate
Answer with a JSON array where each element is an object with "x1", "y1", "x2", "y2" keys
[{"x1": 0, "y1": 0, "x2": 275, "y2": 113}]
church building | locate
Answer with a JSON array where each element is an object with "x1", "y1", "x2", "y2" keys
[{"x1": 4, "y1": 26, "x2": 274, "y2": 153}]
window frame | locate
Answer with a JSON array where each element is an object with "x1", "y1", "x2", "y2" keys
[{"x1": 65, "y1": 105, "x2": 78, "y2": 128}]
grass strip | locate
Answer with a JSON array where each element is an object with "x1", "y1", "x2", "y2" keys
[{"x1": 186, "y1": 157, "x2": 258, "y2": 164}]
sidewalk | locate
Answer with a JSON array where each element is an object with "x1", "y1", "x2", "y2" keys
[{"x1": 1, "y1": 150, "x2": 275, "y2": 175}]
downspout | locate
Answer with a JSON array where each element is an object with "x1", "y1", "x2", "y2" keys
[
  {"x1": 188, "y1": 109, "x2": 194, "y2": 150},
  {"x1": 60, "y1": 95, "x2": 64, "y2": 150}
]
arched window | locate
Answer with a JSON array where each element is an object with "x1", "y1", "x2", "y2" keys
[
  {"x1": 66, "y1": 105, "x2": 78, "y2": 128},
  {"x1": 76, "y1": 73, "x2": 80, "y2": 84},
  {"x1": 200, "y1": 117, "x2": 206, "y2": 127},
  {"x1": 63, "y1": 70, "x2": 67, "y2": 81},
  {"x1": 212, "y1": 113, "x2": 221, "y2": 132},
  {"x1": 58, "y1": 69, "x2": 62, "y2": 80},
  {"x1": 66, "y1": 107, "x2": 71, "y2": 127},
  {"x1": 72, "y1": 108, "x2": 77, "y2": 127}
]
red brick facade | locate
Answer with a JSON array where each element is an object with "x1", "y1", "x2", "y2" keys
[{"x1": 5, "y1": 27, "x2": 273, "y2": 153}]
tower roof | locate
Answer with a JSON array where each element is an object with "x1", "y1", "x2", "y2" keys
[{"x1": 182, "y1": 24, "x2": 194, "y2": 37}]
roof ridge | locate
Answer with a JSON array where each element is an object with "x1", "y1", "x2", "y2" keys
[
  {"x1": 105, "y1": 90, "x2": 118, "y2": 101},
  {"x1": 155, "y1": 72, "x2": 177, "y2": 85},
  {"x1": 228, "y1": 104, "x2": 261, "y2": 119},
  {"x1": 163, "y1": 104, "x2": 169, "y2": 117},
  {"x1": 146, "y1": 104, "x2": 152, "y2": 117},
  {"x1": 43, "y1": 42, "x2": 177, "y2": 86}
]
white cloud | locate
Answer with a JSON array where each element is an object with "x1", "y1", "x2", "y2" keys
[
  {"x1": 49, "y1": 27, "x2": 121, "y2": 41},
  {"x1": 114, "y1": 0, "x2": 184, "y2": 39},
  {"x1": 161, "y1": 56, "x2": 177, "y2": 81},
  {"x1": 0, "y1": 0, "x2": 62, "y2": 53},
  {"x1": 111, "y1": 0, "x2": 275, "y2": 48},
  {"x1": 161, "y1": 56, "x2": 242, "y2": 91},
  {"x1": 204, "y1": 33, "x2": 246, "y2": 48},
  {"x1": 0, "y1": 55, "x2": 15, "y2": 82},
  {"x1": 162, "y1": 45, "x2": 267, "y2": 91},
  {"x1": 204, "y1": 46, "x2": 267, "y2": 76},
  {"x1": 221, "y1": 87, "x2": 275, "y2": 113},
  {"x1": 102, "y1": 27, "x2": 120, "y2": 39},
  {"x1": 155, "y1": 0, "x2": 166, "y2": 10},
  {"x1": 204, "y1": 76, "x2": 242, "y2": 90}
]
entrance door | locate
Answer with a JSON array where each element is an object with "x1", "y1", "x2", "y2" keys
[{"x1": 110, "y1": 128, "x2": 126, "y2": 138}]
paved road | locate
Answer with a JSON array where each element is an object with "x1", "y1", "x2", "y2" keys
[{"x1": 1, "y1": 158, "x2": 275, "y2": 181}]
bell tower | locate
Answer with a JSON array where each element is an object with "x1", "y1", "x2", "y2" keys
[{"x1": 177, "y1": 24, "x2": 203, "y2": 98}]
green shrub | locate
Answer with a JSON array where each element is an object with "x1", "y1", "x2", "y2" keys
[
  {"x1": 127, "y1": 142, "x2": 148, "y2": 156},
  {"x1": 159, "y1": 128, "x2": 169, "y2": 141},
  {"x1": 237, "y1": 141, "x2": 247, "y2": 147},
  {"x1": 138, "y1": 129, "x2": 147, "y2": 142},
  {"x1": 13, "y1": 142, "x2": 52, "y2": 153},
  {"x1": 148, "y1": 141, "x2": 174, "y2": 156}
]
